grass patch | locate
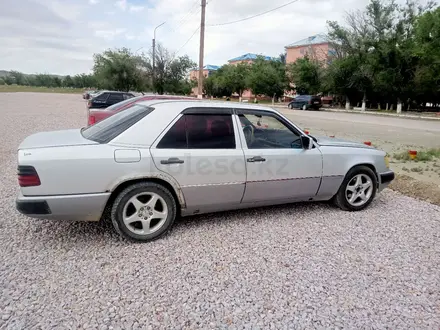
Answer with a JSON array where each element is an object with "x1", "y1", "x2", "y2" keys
[
  {"x1": 393, "y1": 148, "x2": 440, "y2": 162},
  {"x1": 0, "y1": 85, "x2": 83, "y2": 94}
]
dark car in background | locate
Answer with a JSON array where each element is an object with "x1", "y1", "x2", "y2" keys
[
  {"x1": 288, "y1": 95, "x2": 322, "y2": 110},
  {"x1": 87, "y1": 91, "x2": 135, "y2": 109}
]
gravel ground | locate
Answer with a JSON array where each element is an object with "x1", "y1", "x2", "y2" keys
[{"x1": 1, "y1": 93, "x2": 440, "y2": 329}]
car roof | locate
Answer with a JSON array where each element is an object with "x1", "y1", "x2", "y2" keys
[
  {"x1": 135, "y1": 99, "x2": 275, "y2": 111},
  {"x1": 111, "y1": 100, "x2": 281, "y2": 146}
]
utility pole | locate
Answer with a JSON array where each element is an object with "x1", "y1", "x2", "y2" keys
[
  {"x1": 152, "y1": 38, "x2": 155, "y2": 93},
  {"x1": 197, "y1": 0, "x2": 207, "y2": 99},
  {"x1": 152, "y1": 22, "x2": 165, "y2": 94}
]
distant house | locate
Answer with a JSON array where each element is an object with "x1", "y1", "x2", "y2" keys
[
  {"x1": 227, "y1": 53, "x2": 279, "y2": 100},
  {"x1": 189, "y1": 64, "x2": 220, "y2": 96},
  {"x1": 228, "y1": 53, "x2": 278, "y2": 65},
  {"x1": 285, "y1": 33, "x2": 335, "y2": 65}
]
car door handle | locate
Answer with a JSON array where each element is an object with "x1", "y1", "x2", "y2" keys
[
  {"x1": 160, "y1": 157, "x2": 184, "y2": 165},
  {"x1": 247, "y1": 156, "x2": 266, "y2": 162}
]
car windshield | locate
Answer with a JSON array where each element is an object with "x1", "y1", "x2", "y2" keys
[
  {"x1": 105, "y1": 95, "x2": 143, "y2": 111},
  {"x1": 81, "y1": 104, "x2": 154, "y2": 143}
]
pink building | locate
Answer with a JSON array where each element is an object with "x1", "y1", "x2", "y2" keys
[
  {"x1": 285, "y1": 34, "x2": 335, "y2": 65},
  {"x1": 189, "y1": 64, "x2": 220, "y2": 96}
]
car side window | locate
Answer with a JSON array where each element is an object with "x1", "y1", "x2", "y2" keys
[
  {"x1": 108, "y1": 93, "x2": 124, "y2": 103},
  {"x1": 238, "y1": 112, "x2": 302, "y2": 149},
  {"x1": 157, "y1": 113, "x2": 235, "y2": 149},
  {"x1": 123, "y1": 93, "x2": 133, "y2": 100},
  {"x1": 95, "y1": 93, "x2": 109, "y2": 101},
  {"x1": 156, "y1": 116, "x2": 187, "y2": 149}
]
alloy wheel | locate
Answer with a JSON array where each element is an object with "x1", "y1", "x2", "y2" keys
[
  {"x1": 122, "y1": 192, "x2": 168, "y2": 235},
  {"x1": 345, "y1": 174, "x2": 373, "y2": 207}
]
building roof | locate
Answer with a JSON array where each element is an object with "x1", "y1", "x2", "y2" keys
[
  {"x1": 191, "y1": 64, "x2": 220, "y2": 71},
  {"x1": 228, "y1": 53, "x2": 277, "y2": 62},
  {"x1": 285, "y1": 33, "x2": 329, "y2": 48}
]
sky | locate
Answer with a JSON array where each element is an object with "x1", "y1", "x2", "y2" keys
[{"x1": 0, "y1": 0, "x2": 414, "y2": 75}]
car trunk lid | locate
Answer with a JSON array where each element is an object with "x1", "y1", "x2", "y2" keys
[{"x1": 18, "y1": 128, "x2": 99, "y2": 150}]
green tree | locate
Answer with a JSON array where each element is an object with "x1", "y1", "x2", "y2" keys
[
  {"x1": 326, "y1": 0, "x2": 437, "y2": 111},
  {"x1": 93, "y1": 47, "x2": 144, "y2": 91},
  {"x1": 8, "y1": 71, "x2": 28, "y2": 85},
  {"x1": 63, "y1": 75, "x2": 74, "y2": 88},
  {"x1": 287, "y1": 56, "x2": 323, "y2": 95},
  {"x1": 143, "y1": 43, "x2": 196, "y2": 94},
  {"x1": 413, "y1": 6, "x2": 440, "y2": 106},
  {"x1": 246, "y1": 57, "x2": 288, "y2": 100},
  {"x1": 225, "y1": 63, "x2": 250, "y2": 100}
]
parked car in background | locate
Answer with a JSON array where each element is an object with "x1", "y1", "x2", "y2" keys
[
  {"x1": 87, "y1": 94, "x2": 197, "y2": 125},
  {"x1": 288, "y1": 95, "x2": 322, "y2": 110},
  {"x1": 16, "y1": 100, "x2": 394, "y2": 243},
  {"x1": 87, "y1": 91, "x2": 135, "y2": 110},
  {"x1": 83, "y1": 90, "x2": 100, "y2": 100}
]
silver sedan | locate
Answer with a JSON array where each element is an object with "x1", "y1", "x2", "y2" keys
[{"x1": 16, "y1": 100, "x2": 394, "y2": 242}]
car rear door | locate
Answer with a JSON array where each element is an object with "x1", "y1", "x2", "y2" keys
[
  {"x1": 236, "y1": 109, "x2": 323, "y2": 203},
  {"x1": 149, "y1": 107, "x2": 246, "y2": 214},
  {"x1": 107, "y1": 93, "x2": 125, "y2": 106},
  {"x1": 293, "y1": 96, "x2": 303, "y2": 107}
]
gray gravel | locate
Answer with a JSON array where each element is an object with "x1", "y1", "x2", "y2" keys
[{"x1": 1, "y1": 93, "x2": 439, "y2": 329}]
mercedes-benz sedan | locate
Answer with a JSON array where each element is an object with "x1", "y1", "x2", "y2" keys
[{"x1": 16, "y1": 100, "x2": 394, "y2": 242}]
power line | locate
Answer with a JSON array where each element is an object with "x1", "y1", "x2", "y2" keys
[
  {"x1": 207, "y1": 0, "x2": 300, "y2": 27},
  {"x1": 174, "y1": 26, "x2": 200, "y2": 57},
  {"x1": 168, "y1": 0, "x2": 201, "y2": 33}
]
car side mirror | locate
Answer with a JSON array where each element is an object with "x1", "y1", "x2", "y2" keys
[{"x1": 301, "y1": 135, "x2": 313, "y2": 150}]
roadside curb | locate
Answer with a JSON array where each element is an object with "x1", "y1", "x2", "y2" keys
[{"x1": 272, "y1": 105, "x2": 440, "y2": 121}]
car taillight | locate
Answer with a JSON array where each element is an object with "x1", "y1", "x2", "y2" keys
[
  {"x1": 88, "y1": 115, "x2": 96, "y2": 126},
  {"x1": 17, "y1": 165, "x2": 41, "y2": 187}
]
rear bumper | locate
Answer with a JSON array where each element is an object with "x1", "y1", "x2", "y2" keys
[
  {"x1": 16, "y1": 192, "x2": 111, "y2": 222},
  {"x1": 378, "y1": 170, "x2": 395, "y2": 192}
]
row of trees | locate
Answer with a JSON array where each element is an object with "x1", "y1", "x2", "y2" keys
[
  {"x1": 293, "y1": 0, "x2": 440, "y2": 110},
  {"x1": 1, "y1": 71, "x2": 96, "y2": 89},
  {"x1": 202, "y1": 59, "x2": 288, "y2": 100},
  {"x1": 201, "y1": 0, "x2": 440, "y2": 110},
  {"x1": 1, "y1": 44, "x2": 196, "y2": 95}
]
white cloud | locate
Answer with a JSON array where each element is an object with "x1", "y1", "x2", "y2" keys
[
  {"x1": 89, "y1": 0, "x2": 99, "y2": 4},
  {"x1": 115, "y1": 0, "x2": 127, "y2": 11},
  {"x1": 94, "y1": 28, "x2": 127, "y2": 40},
  {"x1": 2, "y1": 0, "x2": 433, "y2": 75},
  {"x1": 129, "y1": 5, "x2": 145, "y2": 12}
]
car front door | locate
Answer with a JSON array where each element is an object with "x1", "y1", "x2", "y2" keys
[
  {"x1": 236, "y1": 109, "x2": 323, "y2": 204},
  {"x1": 91, "y1": 92, "x2": 109, "y2": 109},
  {"x1": 150, "y1": 107, "x2": 247, "y2": 214}
]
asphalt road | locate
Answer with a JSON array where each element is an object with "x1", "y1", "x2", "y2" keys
[{"x1": 277, "y1": 107, "x2": 440, "y2": 152}]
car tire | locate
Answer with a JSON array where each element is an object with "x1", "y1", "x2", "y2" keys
[
  {"x1": 302, "y1": 104, "x2": 307, "y2": 110},
  {"x1": 111, "y1": 182, "x2": 177, "y2": 242},
  {"x1": 288, "y1": 104, "x2": 293, "y2": 109},
  {"x1": 333, "y1": 165, "x2": 377, "y2": 211}
]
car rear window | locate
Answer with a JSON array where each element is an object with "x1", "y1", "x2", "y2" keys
[
  {"x1": 105, "y1": 95, "x2": 142, "y2": 111},
  {"x1": 81, "y1": 104, "x2": 154, "y2": 143}
]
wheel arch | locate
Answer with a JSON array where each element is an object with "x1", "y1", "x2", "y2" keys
[
  {"x1": 100, "y1": 176, "x2": 185, "y2": 221},
  {"x1": 345, "y1": 163, "x2": 379, "y2": 185}
]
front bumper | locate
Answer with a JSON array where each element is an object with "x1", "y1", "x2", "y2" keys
[
  {"x1": 378, "y1": 170, "x2": 395, "y2": 192},
  {"x1": 16, "y1": 192, "x2": 111, "y2": 222}
]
